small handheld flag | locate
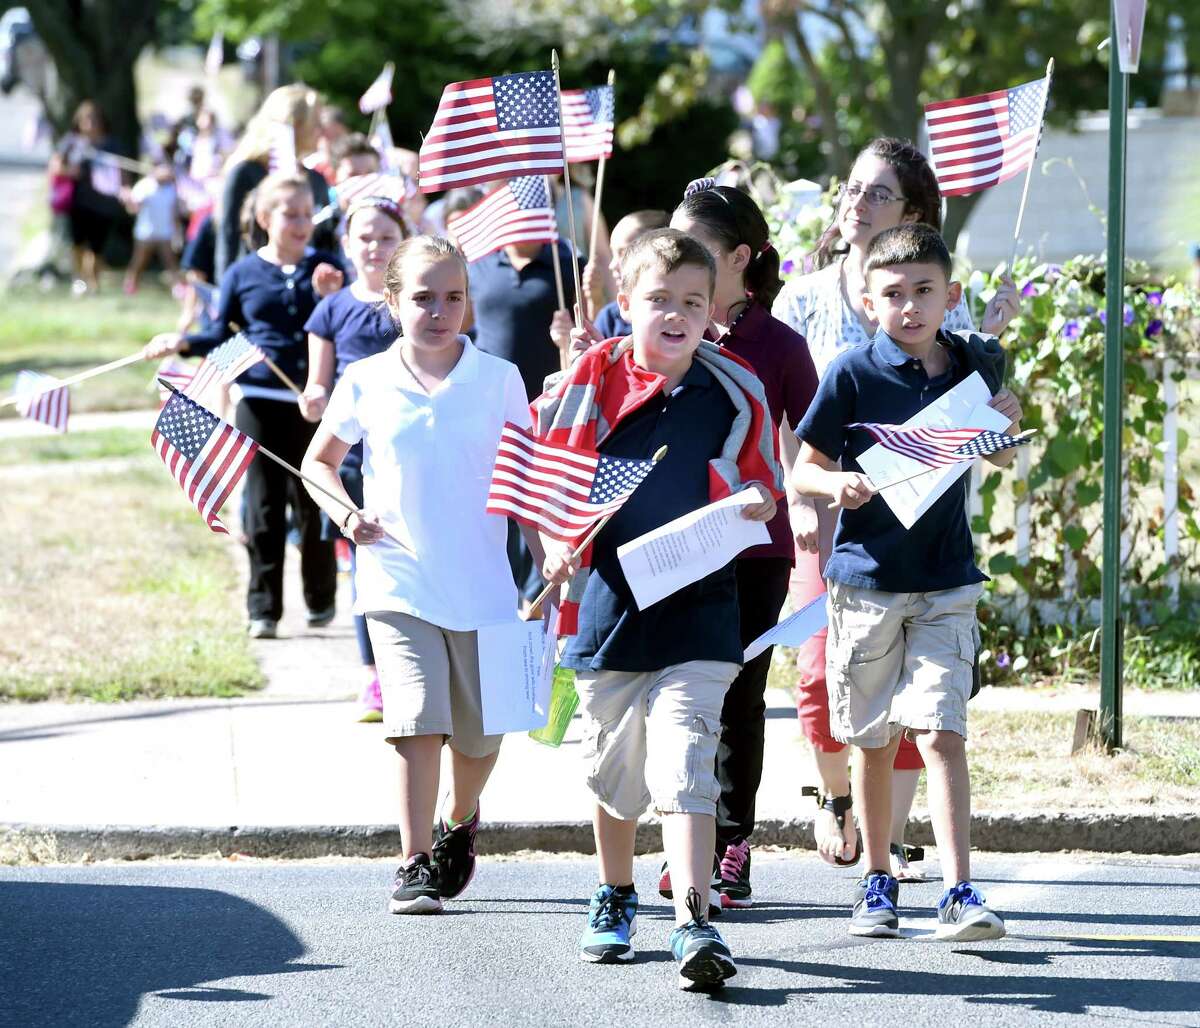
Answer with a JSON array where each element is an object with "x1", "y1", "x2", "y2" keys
[
  {"x1": 14, "y1": 370, "x2": 69, "y2": 433},
  {"x1": 486, "y1": 422, "x2": 657, "y2": 546},
  {"x1": 267, "y1": 121, "x2": 298, "y2": 174},
  {"x1": 186, "y1": 333, "x2": 265, "y2": 401},
  {"x1": 334, "y1": 172, "x2": 413, "y2": 212},
  {"x1": 418, "y1": 71, "x2": 565, "y2": 193},
  {"x1": 204, "y1": 32, "x2": 224, "y2": 79},
  {"x1": 359, "y1": 63, "x2": 395, "y2": 115},
  {"x1": 452, "y1": 177, "x2": 558, "y2": 262},
  {"x1": 850, "y1": 422, "x2": 1033, "y2": 472},
  {"x1": 151, "y1": 388, "x2": 258, "y2": 534},
  {"x1": 561, "y1": 84, "x2": 615, "y2": 163}
]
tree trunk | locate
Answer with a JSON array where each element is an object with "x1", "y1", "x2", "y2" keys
[{"x1": 26, "y1": 0, "x2": 160, "y2": 152}]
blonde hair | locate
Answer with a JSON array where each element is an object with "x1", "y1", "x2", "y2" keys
[
  {"x1": 224, "y1": 84, "x2": 322, "y2": 170},
  {"x1": 383, "y1": 235, "x2": 468, "y2": 298},
  {"x1": 252, "y1": 172, "x2": 313, "y2": 222}
]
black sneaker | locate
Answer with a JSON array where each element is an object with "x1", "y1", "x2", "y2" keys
[
  {"x1": 389, "y1": 853, "x2": 443, "y2": 914},
  {"x1": 669, "y1": 888, "x2": 737, "y2": 991},
  {"x1": 432, "y1": 807, "x2": 480, "y2": 899},
  {"x1": 717, "y1": 838, "x2": 752, "y2": 909},
  {"x1": 849, "y1": 870, "x2": 900, "y2": 938},
  {"x1": 306, "y1": 605, "x2": 336, "y2": 627}
]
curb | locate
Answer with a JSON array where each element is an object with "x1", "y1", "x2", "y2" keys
[{"x1": 3, "y1": 812, "x2": 1198, "y2": 862}]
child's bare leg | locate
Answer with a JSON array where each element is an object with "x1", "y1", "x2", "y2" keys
[
  {"x1": 812, "y1": 745, "x2": 858, "y2": 863},
  {"x1": 594, "y1": 804, "x2": 636, "y2": 886},
  {"x1": 911, "y1": 728, "x2": 970, "y2": 885},
  {"x1": 393, "y1": 733, "x2": 442, "y2": 858},
  {"x1": 854, "y1": 733, "x2": 901, "y2": 872},
  {"x1": 890, "y1": 767, "x2": 921, "y2": 846},
  {"x1": 660, "y1": 812, "x2": 715, "y2": 925},
  {"x1": 124, "y1": 241, "x2": 150, "y2": 289},
  {"x1": 157, "y1": 241, "x2": 180, "y2": 284},
  {"x1": 443, "y1": 746, "x2": 499, "y2": 823}
]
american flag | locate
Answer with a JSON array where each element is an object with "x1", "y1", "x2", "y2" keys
[
  {"x1": 335, "y1": 171, "x2": 413, "y2": 211},
  {"x1": 89, "y1": 155, "x2": 123, "y2": 198},
  {"x1": 359, "y1": 63, "x2": 394, "y2": 114},
  {"x1": 151, "y1": 387, "x2": 258, "y2": 534},
  {"x1": 186, "y1": 334, "x2": 265, "y2": 402},
  {"x1": 267, "y1": 121, "x2": 298, "y2": 174},
  {"x1": 453, "y1": 177, "x2": 558, "y2": 262},
  {"x1": 561, "y1": 85, "x2": 615, "y2": 163},
  {"x1": 486, "y1": 422, "x2": 656, "y2": 545},
  {"x1": 924, "y1": 72, "x2": 1051, "y2": 197},
  {"x1": 851, "y1": 423, "x2": 1031, "y2": 468},
  {"x1": 418, "y1": 71, "x2": 564, "y2": 193},
  {"x1": 14, "y1": 370, "x2": 69, "y2": 433}
]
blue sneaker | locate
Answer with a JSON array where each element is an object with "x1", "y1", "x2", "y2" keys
[
  {"x1": 669, "y1": 887, "x2": 737, "y2": 991},
  {"x1": 579, "y1": 884, "x2": 638, "y2": 963},
  {"x1": 936, "y1": 881, "x2": 1006, "y2": 941},
  {"x1": 849, "y1": 870, "x2": 900, "y2": 937}
]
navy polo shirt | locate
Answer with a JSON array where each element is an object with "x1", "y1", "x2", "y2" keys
[
  {"x1": 794, "y1": 329, "x2": 987, "y2": 594},
  {"x1": 561, "y1": 361, "x2": 744, "y2": 674},
  {"x1": 593, "y1": 301, "x2": 632, "y2": 340},
  {"x1": 468, "y1": 240, "x2": 580, "y2": 400}
]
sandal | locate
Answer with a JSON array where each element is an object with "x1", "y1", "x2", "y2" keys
[
  {"x1": 802, "y1": 785, "x2": 863, "y2": 867},
  {"x1": 890, "y1": 842, "x2": 927, "y2": 882}
]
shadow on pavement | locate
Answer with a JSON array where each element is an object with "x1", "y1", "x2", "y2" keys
[{"x1": 0, "y1": 881, "x2": 339, "y2": 1027}]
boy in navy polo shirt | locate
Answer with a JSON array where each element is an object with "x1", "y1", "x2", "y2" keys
[{"x1": 791, "y1": 223, "x2": 1023, "y2": 942}]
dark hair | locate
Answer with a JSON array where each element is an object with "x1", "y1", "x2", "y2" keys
[
  {"x1": 442, "y1": 186, "x2": 486, "y2": 219},
  {"x1": 863, "y1": 224, "x2": 952, "y2": 281},
  {"x1": 619, "y1": 227, "x2": 716, "y2": 299},
  {"x1": 331, "y1": 132, "x2": 378, "y2": 168},
  {"x1": 674, "y1": 181, "x2": 782, "y2": 308},
  {"x1": 72, "y1": 100, "x2": 106, "y2": 135},
  {"x1": 810, "y1": 137, "x2": 943, "y2": 271}
]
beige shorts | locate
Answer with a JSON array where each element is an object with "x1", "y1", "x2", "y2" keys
[
  {"x1": 365, "y1": 610, "x2": 502, "y2": 758},
  {"x1": 825, "y1": 581, "x2": 983, "y2": 748},
  {"x1": 574, "y1": 660, "x2": 738, "y2": 820}
]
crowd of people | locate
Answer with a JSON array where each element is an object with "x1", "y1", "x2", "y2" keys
[{"x1": 53, "y1": 74, "x2": 1029, "y2": 991}]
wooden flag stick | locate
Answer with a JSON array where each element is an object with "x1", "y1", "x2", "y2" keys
[
  {"x1": 587, "y1": 68, "x2": 616, "y2": 272},
  {"x1": 545, "y1": 176, "x2": 568, "y2": 310},
  {"x1": 85, "y1": 147, "x2": 155, "y2": 175},
  {"x1": 550, "y1": 50, "x2": 586, "y2": 314},
  {"x1": 260, "y1": 354, "x2": 304, "y2": 396},
  {"x1": 159, "y1": 378, "x2": 414, "y2": 553},
  {"x1": 528, "y1": 443, "x2": 668, "y2": 617},
  {"x1": 1009, "y1": 58, "x2": 1055, "y2": 269},
  {"x1": 0, "y1": 350, "x2": 144, "y2": 408}
]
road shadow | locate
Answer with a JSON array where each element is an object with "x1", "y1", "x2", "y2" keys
[{"x1": 0, "y1": 880, "x2": 339, "y2": 1027}]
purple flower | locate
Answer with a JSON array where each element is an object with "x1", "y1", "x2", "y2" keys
[
  {"x1": 1085, "y1": 304, "x2": 1096, "y2": 314},
  {"x1": 1125, "y1": 304, "x2": 1135, "y2": 326},
  {"x1": 1061, "y1": 319, "x2": 1082, "y2": 340},
  {"x1": 1146, "y1": 318, "x2": 1164, "y2": 338},
  {"x1": 1147, "y1": 291, "x2": 1163, "y2": 306},
  {"x1": 1046, "y1": 264, "x2": 1063, "y2": 280},
  {"x1": 781, "y1": 259, "x2": 795, "y2": 275},
  {"x1": 1021, "y1": 280, "x2": 1037, "y2": 297},
  {"x1": 995, "y1": 651, "x2": 1011, "y2": 669}
]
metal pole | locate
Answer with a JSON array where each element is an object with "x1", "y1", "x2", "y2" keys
[{"x1": 1099, "y1": 11, "x2": 1128, "y2": 751}]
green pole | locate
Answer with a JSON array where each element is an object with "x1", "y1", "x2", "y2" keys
[{"x1": 1100, "y1": 10, "x2": 1128, "y2": 751}]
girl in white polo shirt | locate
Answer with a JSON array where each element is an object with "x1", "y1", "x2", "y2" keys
[{"x1": 301, "y1": 235, "x2": 540, "y2": 914}]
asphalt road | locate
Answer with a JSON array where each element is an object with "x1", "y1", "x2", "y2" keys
[{"x1": 2, "y1": 851, "x2": 1199, "y2": 1027}]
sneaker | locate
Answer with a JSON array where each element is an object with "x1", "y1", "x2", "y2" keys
[
  {"x1": 307, "y1": 605, "x2": 336, "y2": 628},
  {"x1": 432, "y1": 807, "x2": 480, "y2": 899},
  {"x1": 717, "y1": 838, "x2": 753, "y2": 909},
  {"x1": 669, "y1": 887, "x2": 737, "y2": 991},
  {"x1": 579, "y1": 884, "x2": 638, "y2": 963},
  {"x1": 357, "y1": 677, "x2": 383, "y2": 723},
  {"x1": 247, "y1": 618, "x2": 277, "y2": 639},
  {"x1": 389, "y1": 853, "x2": 442, "y2": 914},
  {"x1": 849, "y1": 871, "x2": 900, "y2": 938},
  {"x1": 658, "y1": 861, "x2": 722, "y2": 918},
  {"x1": 936, "y1": 881, "x2": 1006, "y2": 942}
]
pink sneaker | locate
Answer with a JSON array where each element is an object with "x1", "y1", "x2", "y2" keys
[{"x1": 357, "y1": 677, "x2": 383, "y2": 723}]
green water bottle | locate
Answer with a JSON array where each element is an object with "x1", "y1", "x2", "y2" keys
[{"x1": 529, "y1": 665, "x2": 579, "y2": 748}]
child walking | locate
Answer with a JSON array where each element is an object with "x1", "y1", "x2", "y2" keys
[
  {"x1": 123, "y1": 157, "x2": 180, "y2": 295},
  {"x1": 301, "y1": 236, "x2": 540, "y2": 913},
  {"x1": 791, "y1": 223, "x2": 1022, "y2": 941},
  {"x1": 300, "y1": 196, "x2": 407, "y2": 721},
  {"x1": 538, "y1": 229, "x2": 783, "y2": 989}
]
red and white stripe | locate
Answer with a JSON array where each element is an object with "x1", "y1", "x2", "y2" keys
[
  {"x1": 184, "y1": 337, "x2": 265, "y2": 403},
  {"x1": 924, "y1": 78, "x2": 1047, "y2": 197},
  {"x1": 561, "y1": 89, "x2": 613, "y2": 163},
  {"x1": 418, "y1": 77, "x2": 564, "y2": 193},
  {"x1": 335, "y1": 172, "x2": 411, "y2": 210},
  {"x1": 151, "y1": 418, "x2": 258, "y2": 535},
  {"x1": 267, "y1": 121, "x2": 298, "y2": 174},
  {"x1": 14, "y1": 370, "x2": 69, "y2": 433},
  {"x1": 452, "y1": 181, "x2": 558, "y2": 262},
  {"x1": 852, "y1": 422, "x2": 986, "y2": 468}
]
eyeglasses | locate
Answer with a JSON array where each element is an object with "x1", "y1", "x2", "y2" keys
[{"x1": 837, "y1": 183, "x2": 906, "y2": 208}]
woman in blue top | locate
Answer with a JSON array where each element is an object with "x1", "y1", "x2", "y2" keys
[
  {"x1": 144, "y1": 171, "x2": 344, "y2": 638},
  {"x1": 301, "y1": 195, "x2": 407, "y2": 721}
]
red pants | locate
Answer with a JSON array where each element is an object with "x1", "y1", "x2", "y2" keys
[{"x1": 790, "y1": 545, "x2": 924, "y2": 771}]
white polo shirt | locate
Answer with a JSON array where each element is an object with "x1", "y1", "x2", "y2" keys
[{"x1": 323, "y1": 338, "x2": 531, "y2": 630}]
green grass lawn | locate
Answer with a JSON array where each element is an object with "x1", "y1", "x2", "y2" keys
[
  {"x1": 0, "y1": 451, "x2": 263, "y2": 702},
  {"x1": 0, "y1": 289, "x2": 178, "y2": 419},
  {"x1": 0, "y1": 425, "x2": 149, "y2": 466}
]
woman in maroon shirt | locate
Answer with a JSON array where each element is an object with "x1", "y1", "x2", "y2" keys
[{"x1": 668, "y1": 179, "x2": 818, "y2": 910}]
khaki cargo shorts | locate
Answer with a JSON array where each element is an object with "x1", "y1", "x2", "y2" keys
[{"x1": 825, "y1": 581, "x2": 983, "y2": 748}]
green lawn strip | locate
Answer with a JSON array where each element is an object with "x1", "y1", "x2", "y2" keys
[
  {"x1": 0, "y1": 290, "x2": 177, "y2": 418},
  {"x1": 0, "y1": 426, "x2": 149, "y2": 466},
  {"x1": 0, "y1": 461, "x2": 262, "y2": 701}
]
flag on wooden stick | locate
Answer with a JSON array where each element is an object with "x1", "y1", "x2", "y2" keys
[
  {"x1": 151, "y1": 388, "x2": 258, "y2": 534},
  {"x1": 185, "y1": 333, "x2": 265, "y2": 402},
  {"x1": 561, "y1": 84, "x2": 615, "y2": 163},
  {"x1": 267, "y1": 122, "x2": 298, "y2": 174},
  {"x1": 452, "y1": 176, "x2": 558, "y2": 262},
  {"x1": 418, "y1": 71, "x2": 564, "y2": 193},
  {"x1": 924, "y1": 70, "x2": 1051, "y2": 197},
  {"x1": 14, "y1": 370, "x2": 69, "y2": 433},
  {"x1": 850, "y1": 422, "x2": 1032, "y2": 469}
]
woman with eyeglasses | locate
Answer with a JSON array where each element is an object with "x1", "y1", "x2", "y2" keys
[{"x1": 773, "y1": 136, "x2": 1019, "y2": 879}]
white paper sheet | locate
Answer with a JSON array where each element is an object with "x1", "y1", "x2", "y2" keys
[
  {"x1": 743, "y1": 595, "x2": 828, "y2": 663},
  {"x1": 616, "y1": 491, "x2": 771, "y2": 611},
  {"x1": 856, "y1": 371, "x2": 1010, "y2": 530},
  {"x1": 477, "y1": 620, "x2": 552, "y2": 735}
]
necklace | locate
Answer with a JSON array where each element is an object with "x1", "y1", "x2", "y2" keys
[{"x1": 714, "y1": 299, "x2": 752, "y2": 339}]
